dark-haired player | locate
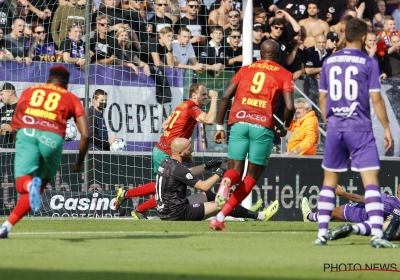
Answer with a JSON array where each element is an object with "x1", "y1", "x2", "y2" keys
[
  {"x1": 210, "y1": 40, "x2": 295, "y2": 231},
  {"x1": 115, "y1": 83, "x2": 218, "y2": 218},
  {"x1": 314, "y1": 18, "x2": 398, "y2": 248},
  {"x1": 0, "y1": 66, "x2": 89, "y2": 238}
]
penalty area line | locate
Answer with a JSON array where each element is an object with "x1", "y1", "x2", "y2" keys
[{"x1": 11, "y1": 231, "x2": 306, "y2": 235}]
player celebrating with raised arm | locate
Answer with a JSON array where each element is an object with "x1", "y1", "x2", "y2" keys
[
  {"x1": 313, "y1": 18, "x2": 398, "y2": 248},
  {"x1": 210, "y1": 40, "x2": 295, "y2": 231},
  {"x1": 115, "y1": 83, "x2": 219, "y2": 218},
  {"x1": 0, "y1": 66, "x2": 89, "y2": 238}
]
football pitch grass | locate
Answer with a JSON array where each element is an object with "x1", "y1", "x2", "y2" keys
[{"x1": 1, "y1": 219, "x2": 399, "y2": 280}]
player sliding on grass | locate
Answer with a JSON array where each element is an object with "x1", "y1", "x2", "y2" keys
[
  {"x1": 154, "y1": 138, "x2": 279, "y2": 221},
  {"x1": 301, "y1": 184, "x2": 400, "y2": 241},
  {"x1": 115, "y1": 83, "x2": 218, "y2": 219},
  {"x1": 0, "y1": 66, "x2": 89, "y2": 238},
  {"x1": 209, "y1": 40, "x2": 295, "y2": 231},
  {"x1": 313, "y1": 18, "x2": 397, "y2": 248}
]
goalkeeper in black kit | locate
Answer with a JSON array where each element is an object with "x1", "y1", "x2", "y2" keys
[{"x1": 154, "y1": 138, "x2": 278, "y2": 222}]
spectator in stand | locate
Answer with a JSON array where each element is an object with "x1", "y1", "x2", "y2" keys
[
  {"x1": 364, "y1": 18, "x2": 374, "y2": 32},
  {"x1": 14, "y1": 0, "x2": 52, "y2": 24},
  {"x1": 286, "y1": 30, "x2": 305, "y2": 81},
  {"x1": 330, "y1": 14, "x2": 354, "y2": 50},
  {"x1": 28, "y1": 24, "x2": 56, "y2": 62},
  {"x1": 224, "y1": 29, "x2": 242, "y2": 73},
  {"x1": 340, "y1": 0, "x2": 365, "y2": 19},
  {"x1": 173, "y1": 0, "x2": 207, "y2": 57},
  {"x1": 0, "y1": 1, "x2": 13, "y2": 35},
  {"x1": 51, "y1": 0, "x2": 86, "y2": 48},
  {"x1": 199, "y1": 25, "x2": 225, "y2": 77},
  {"x1": 252, "y1": 23, "x2": 263, "y2": 61},
  {"x1": 90, "y1": 14, "x2": 115, "y2": 65},
  {"x1": 380, "y1": 34, "x2": 400, "y2": 78},
  {"x1": 317, "y1": 0, "x2": 346, "y2": 26},
  {"x1": 304, "y1": 34, "x2": 332, "y2": 113},
  {"x1": 363, "y1": 31, "x2": 388, "y2": 79},
  {"x1": 139, "y1": 26, "x2": 174, "y2": 104},
  {"x1": 88, "y1": 89, "x2": 119, "y2": 151},
  {"x1": 253, "y1": 7, "x2": 269, "y2": 40},
  {"x1": 374, "y1": 0, "x2": 387, "y2": 33},
  {"x1": 93, "y1": 0, "x2": 124, "y2": 32},
  {"x1": 325, "y1": 31, "x2": 339, "y2": 52},
  {"x1": 208, "y1": 0, "x2": 232, "y2": 30},
  {"x1": 386, "y1": 0, "x2": 400, "y2": 15},
  {"x1": 359, "y1": 0, "x2": 383, "y2": 23},
  {"x1": 123, "y1": 0, "x2": 148, "y2": 44},
  {"x1": 172, "y1": 27, "x2": 204, "y2": 72},
  {"x1": 149, "y1": 0, "x2": 174, "y2": 34},
  {"x1": 392, "y1": 1, "x2": 400, "y2": 34},
  {"x1": 270, "y1": 0, "x2": 309, "y2": 22},
  {"x1": 60, "y1": 23, "x2": 90, "y2": 67},
  {"x1": 3, "y1": 17, "x2": 31, "y2": 65},
  {"x1": 285, "y1": 98, "x2": 319, "y2": 156},
  {"x1": 268, "y1": 11, "x2": 300, "y2": 68},
  {"x1": 113, "y1": 28, "x2": 151, "y2": 75},
  {"x1": 0, "y1": 83, "x2": 18, "y2": 149},
  {"x1": 224, "y1": 9, "x2": 241, "y2": 43},
  {"x1": 376, "y1": 15, "x2": 400, "y2": 58},
  {"x1": 299, "y1": 2, "x2": 330, "y2": 49}
]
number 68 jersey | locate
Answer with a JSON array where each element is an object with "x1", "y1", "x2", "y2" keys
[
  {"x1": 319, "y1": 48, "x2": 381, "y2": 132},
  {"x1": 11, "y1": 83, "x2": 86, "y2": 137},
  {"x1": 228, "y1": 60, "x2": 294, "y2": 130}
]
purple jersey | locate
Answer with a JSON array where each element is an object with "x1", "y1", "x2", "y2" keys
[
  {"x1": 381, "y1": 193, "x2": 400, "y2": 219},
  {"x1": 32, "y1": 42, "x2": 56, "y2": 62},
  {"x1": 342, "y1": 193, "x2": 400, "y2": 222},
  {"x1": 319, "y1": 48, "x2": 381, "y2": 131}
]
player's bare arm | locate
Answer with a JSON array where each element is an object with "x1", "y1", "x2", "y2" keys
[
  {"x1": 214, "y1": 82, "x2": 238, "y2": 144},
  {"x1": 193, "y1": 174, "x2": 221, "y2": 192},
  {"x1": 196, "y1": 90, "x2": 218, "y2": 125},
  {"x1": 335, "y1": 185, "x2": 366, "y2": 204},
  {"x1": 72, "y1": 115, "x2": 89, "y2": 173},
  {"x1": 370, "y1": 91, "x2": 393, "y2": 152}
]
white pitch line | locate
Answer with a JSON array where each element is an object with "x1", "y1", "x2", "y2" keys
[{"x1": 11, "y1": 231, "x2": 306, "y2": 235}]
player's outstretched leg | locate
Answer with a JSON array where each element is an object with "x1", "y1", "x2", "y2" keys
[
  {"x1": 370, "y1": 236, "x2": 399, "y2": 248},
  {"x1": 301, "y1": 197, "x2": 312, "y2": 222},
  {"x1": 328, "y1": 224, "x2": 353, "y2": 240},
  {"x1": 214, "y1": 170, "x2": 241, "y2": 209},
  {"x1": 263, "y1": 200, "x2": 279, "y2": 222},
  {"x1": 29, "y1": 177, "x2": 42, "y2": 213},
  {"x1": 115, "y1": 188, "x2": 127, "y2": 210}
]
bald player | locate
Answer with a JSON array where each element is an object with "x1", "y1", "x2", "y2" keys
[{"x1": 210, "y1": 40, "x2": 295, "y2": 231}]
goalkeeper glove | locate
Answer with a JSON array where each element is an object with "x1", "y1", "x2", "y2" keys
[{"x1": 205, "y1": 158, "x2": 226, "y2": 170}]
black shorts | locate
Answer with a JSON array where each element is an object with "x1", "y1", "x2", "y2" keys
[{"x1": 161, "y1": 203, "x2": 205, "y2": 221}]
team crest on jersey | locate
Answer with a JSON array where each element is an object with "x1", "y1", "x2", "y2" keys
[
  {"x1": 186, "y1": 173, "x2": 193, "y2": 179},
  {"x1": 281, "y1": 44, "x2": 286, "y2": 51},
  {"x1": 329, "y1": 7, "x2": 335, "y2": 13}
]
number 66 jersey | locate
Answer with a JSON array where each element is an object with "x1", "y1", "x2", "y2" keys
[
  {"x1": 228, "y1": 60, "x2": 294, "y2": 130},
  {"x1": 11, "y1": 83, "x2": 85, "y2": 136},
  {"x1": 319, "y1": 48, "x2": 381, "y2": 132}
]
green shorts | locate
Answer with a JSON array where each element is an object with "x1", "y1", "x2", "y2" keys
[
  {"x1": 227, "y1": 122, "x2": 274, "y2": 166},
  {"x1": 152, "y1": 146, "x2": 169, "y2": 175},
  {"x1": 14, "y1": 128, "x2": 64, "y2": 179}
]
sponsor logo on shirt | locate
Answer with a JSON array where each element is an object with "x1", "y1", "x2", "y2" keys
[
  {"x1": 329, "y1": 7, "x2": 335, "y2": 13},
  {"x1": 186, "y1": 173, "x2": 193, "y2": 179},
  {"x1": 236, "y1": 110, "x2": 267, "y2": 122},
  {"x1": 331, "y1": 102, "x2": 359, "y2": 117}
]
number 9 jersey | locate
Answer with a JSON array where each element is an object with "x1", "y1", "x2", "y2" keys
[
  {"x1": 11, "y1": 84, "x2": 86, "y2": 137},
  {"x1": 228, "y1": 60, "x2": 294, "y2": 130}
]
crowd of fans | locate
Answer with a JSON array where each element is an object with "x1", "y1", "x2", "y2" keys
[{"x1": 0, "y1": 0, "x2": 399, "y2": 80}]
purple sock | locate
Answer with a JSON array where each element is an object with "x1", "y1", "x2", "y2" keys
[
  {"x1": 365, "y1": 185, "x2": 383, "y2": 238},
  {"x1": 317, "y1": 186, "x2": 335, "y2": 238},
  {"x1": 308, "y1": 212, "x2": 318, "y2": 221}
]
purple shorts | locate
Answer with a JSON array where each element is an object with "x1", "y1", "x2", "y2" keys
[
  {"x1": 322, "y1": 131, "x2": 380, "y2": 172},
  {"x1": 341, "y1": 203, "x2": 368, "y2": 223}
]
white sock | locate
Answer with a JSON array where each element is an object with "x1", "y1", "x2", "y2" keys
[
  {"x1": 257, "y1": 212, "x2": 265, "y2": 221},
  {"x1": 2, "y1": 221, "x2": 13, "y2": 232},
  {"x1": 27, "y1": 182, "x2": 32, "y2": 192},
  {"x1": 216, "y1": 212, "x2": 225, "y2": 222}
]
